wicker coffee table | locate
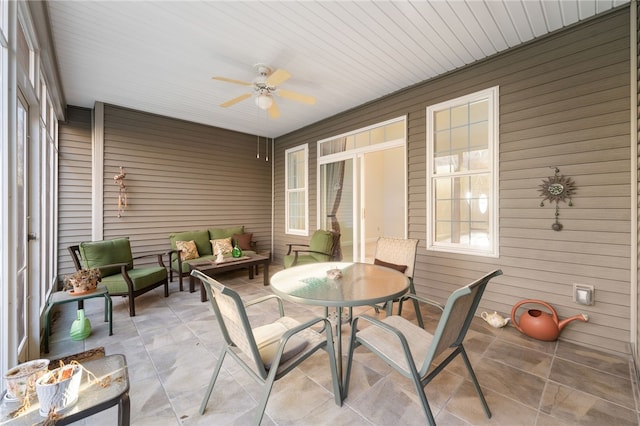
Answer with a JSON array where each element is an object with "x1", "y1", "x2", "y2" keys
[{"x1": 189, "y1": 254, "x2": 270, "y2": 302}]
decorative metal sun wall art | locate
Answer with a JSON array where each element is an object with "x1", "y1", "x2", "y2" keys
[{"x1": 538, "y1": 167, "x2": 576, "y2": 231}]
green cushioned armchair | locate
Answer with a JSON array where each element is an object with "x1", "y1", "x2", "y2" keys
[
  {"x1": 284, "y1": 230, "x2": 341, "y2": 268},
  {"x1": 68, "y1": 237, "x2": 169, "y2": 316}
]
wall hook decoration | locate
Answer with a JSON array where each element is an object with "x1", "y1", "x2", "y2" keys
[
  {"x1": 538, "y1": 167, "x2": 576, "y2": 231},
  {"x1": 114, "y1": 166, "x2": 127, "y2": 218}
]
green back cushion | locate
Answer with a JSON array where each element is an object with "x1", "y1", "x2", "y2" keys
[
  {"x1": 309, "y1": 230, "x2": 334, "y2": 261},
  {"x1": 169, "y1": 230, "x2": 212, "y2": 257},
  {"x1": 79, "y1": 238, "x2": 133, "y2": 277},
  {"x1": 209, "y1": 226, "x2": 244, "y2": 240}
]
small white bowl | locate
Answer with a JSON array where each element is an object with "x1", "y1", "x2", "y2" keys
[
  {"x1": 3, "y1": 359, "x2": 50, "y2": 400},
  {"x1": 326, "y1": 268, "x2": 342, "y2": 280}
]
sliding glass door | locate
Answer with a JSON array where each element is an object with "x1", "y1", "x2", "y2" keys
[
  {"x1": 15, "y1": 92, "x2": 28, "y2": 359},
  {"x1": 319, "y1": 145, "x2": 405, "y2": 263}
]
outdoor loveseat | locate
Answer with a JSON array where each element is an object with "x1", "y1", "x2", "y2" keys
[{"x1": 168, "y1": 225, "x2": 256, "y2": 289}]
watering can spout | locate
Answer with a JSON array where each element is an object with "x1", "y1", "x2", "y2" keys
[{"x1": 558, "y1": 313, "x2": 589, "y2": 331}]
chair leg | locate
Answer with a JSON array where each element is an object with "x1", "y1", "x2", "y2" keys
[
  {"x1": 106, "y1": 295, "x2": 113, "y2": 335},
  {"x1": 128, "y1": 297, "x2": 136, "y2": 317},
  {"x1": 200, "y1": 348, "x2": 227, "y2": 415},
  {"x1": 460, "y1": 345, "x2": 491, "y2": 419},
  {"x1": 400, "y1": 280, "x2": 424, "y2": 328},
  {"x1": 43, "y1": 303, "x2": 53, "y2": 353},
  {"x1": 253, "y1": 369, "x2": 279, "y2": 425},
  {"x1": 413, "y1": 378, "x2": 436, "y2": 426},
  {"x1": 413, "y1": 297, "x2": 424, "y2": 328},
  {"x1": 342, "y1": 320, "x2": 361, "y2": 400}
]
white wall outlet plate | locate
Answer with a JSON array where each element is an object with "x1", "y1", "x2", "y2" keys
[{"x1": 573, "y1": 283, "x2": 594, "y2": 305}]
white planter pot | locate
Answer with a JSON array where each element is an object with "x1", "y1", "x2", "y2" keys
[{"x1": 35, "y1": 364, "x2": 82, "y2": 417}]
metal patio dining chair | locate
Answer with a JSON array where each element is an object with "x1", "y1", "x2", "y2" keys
[
  {"x1": 372, "y1": 237, "x2": 423, "y2": 327},
  {"x1": 191, "y1": 270, "x2": 342, "y2": 425},
  {"x1": 343, "y1": 269, "x2": 503, "y2": 425}
]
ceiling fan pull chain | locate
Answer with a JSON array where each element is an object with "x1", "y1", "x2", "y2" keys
[{"x1": 256, "y1": 135, "x2": 260, "y2": 159}]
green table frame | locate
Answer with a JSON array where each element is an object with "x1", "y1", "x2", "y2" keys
[{"x1": 44, "y1": 284, "x2": 113, "y2": 353}]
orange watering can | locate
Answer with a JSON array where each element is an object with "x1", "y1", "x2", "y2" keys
[{"x1": 511, "y1": 299, "x2": 588, "y2": 341}]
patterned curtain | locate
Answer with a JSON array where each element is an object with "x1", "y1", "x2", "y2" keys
[{"x1": 325, "y1": 138, "x2": 347, "y2": 260}]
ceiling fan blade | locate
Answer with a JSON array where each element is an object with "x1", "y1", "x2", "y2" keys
[
  {"x1": 268, "y1": 100, "x2": 280, "y2": 119},
  {"x1": 266, "y1": 68, "x2": 291, "y2": 87},
  {"x1": 277, "y1": 89, "x2": 316, "y2": 105},
  {"x1": 212, "y1": 76, "x2": 253, "y2": 86},
  {"x1": 220, "y1": 93, "x2": 252, "y2": 108}
]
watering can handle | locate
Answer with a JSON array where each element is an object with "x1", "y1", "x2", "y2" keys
[{"x1": 510, "y1": 299, "x2": 559, "y2": 332}]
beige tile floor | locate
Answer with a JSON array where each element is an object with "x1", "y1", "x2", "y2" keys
[{"x1": 44, "y1": 265, "x2": 640, "y2": 425}]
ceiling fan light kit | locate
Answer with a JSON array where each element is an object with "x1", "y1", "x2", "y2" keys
[
  {"x1": 213, "y1": 63, "x2": 315, "y2": 119},
  {"x1": 255, "y1": 93, "x2": 273, "y2": 109}
]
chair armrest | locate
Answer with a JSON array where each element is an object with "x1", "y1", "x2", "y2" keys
[
  {"x1": 398, "y1": 293, "x2": 444, "y2": 312},
  {"x1": 273, "y1": 316, "x2": 333, "y2": 359},
  {"x1": 351, "y1": 314, "x2": 414, "y2": 355},
  {"x1": 286, "y1": 243, "x2": 309, "y2": 255},
  {"x1": 90, "y1": 262, "x2": 135, "y2": 292},
  {"x1": 167, "y1": 249, "x2": 181, "y2": 264},
  {"x1": 245, "y1": 294, "x2": 285, "y2": 317},
  {"x1": 133, "y1": 250, "x2": 173, "y2": 269},
  {"x1": 283, "y1": 316, "x2": 327, "y2": 338},
  {"x1": 171, "y1": 249, "x2": 184, "y2": 275},
  {"x1": 95, "y1": 262, "x2": 131, "y2": 271},
  {"x1": 291, "y1": 249, "x2": 330, "y2": 257}
]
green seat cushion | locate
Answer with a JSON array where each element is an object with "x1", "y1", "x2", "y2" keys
[
  {"x1": 79, "y1": 238, "x2": 133, "y2": 277},
  {"x1": 209, "y1": 226, "x2": 244, "y2": 240},
  {"x1": 101, "y1": 266, "x2": 167, "y2": 295},
  {"x1": 169, "y1": 230, "x2": 212, "y2": 257}
]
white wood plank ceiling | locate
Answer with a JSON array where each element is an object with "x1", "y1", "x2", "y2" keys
[{"x1": 46, "y1": 0, "x2": 629, "y2": 138}]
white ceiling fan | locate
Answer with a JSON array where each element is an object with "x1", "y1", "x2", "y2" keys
[{"x1": 213, "y1": 63, "x2": 316, "y2": 119}]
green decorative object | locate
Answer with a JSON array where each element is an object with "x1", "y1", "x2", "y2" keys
[
  {"x1": 70, "y1": 309, "x2": 91, "y2": 341},
  {"x1": 232, "y1": 241, "x2": 243, "y2": 258}
]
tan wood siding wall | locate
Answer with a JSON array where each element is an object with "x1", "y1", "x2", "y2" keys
[
  {"x1": 274, "y1": 8, "x2": 632, "y2": 354},
  {"x1": 100, "y1": 105, "x2": 272, "y2": 267},
  {"x1": 57, "y1": 107, "x2": 93, "y2": 280},
  {"x1": 636, "y1": 0, "x2": 640, "y2": 360}
]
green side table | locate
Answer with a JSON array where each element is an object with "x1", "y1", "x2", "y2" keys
[{"x1": 44, "y1": 284, "x2": 113, "y2": 353}]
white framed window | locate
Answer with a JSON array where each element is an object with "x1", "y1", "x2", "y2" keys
[
  {"x1": 426, "y1": 86, "x2": 499, "y2": 257},
  {"x1": 0, "y1": 0, "x2": 7, "y2": 44},
  {"x1": 285, "y1": 144, "x2": 308, "y2": 235},
  {"x1": 0, "y1": 0, "x2": 7, "y2": 380}
]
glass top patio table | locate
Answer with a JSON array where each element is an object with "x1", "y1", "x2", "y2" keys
[
  {"x1": 270, "y1": 262, "x2": 409, "y2": 396},
  {"x1": 1, "y1": 354, "x2": 129, "y2": 425},
  {"x1": 270, "y1": 262, "x2": 409, "y2": 308}
]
